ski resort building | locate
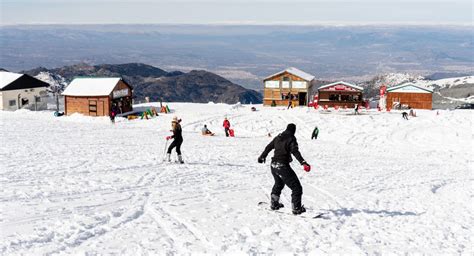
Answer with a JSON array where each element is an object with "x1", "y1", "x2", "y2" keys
[
  {"x1": 317, "y1": 81, "x2": 364, "y2": 108},
  {"x1": 386, "y1": 82, "x2": 433, "y2": 109},
  {"x1": 263, "y1": 67, "x2": 315, "y2": 107},
  {"x1": 0, "y1": 71, "x2": 49, "y2": 111},
  {"x1": 63, "y1": 77, "x2": 133, "y2": 116}
]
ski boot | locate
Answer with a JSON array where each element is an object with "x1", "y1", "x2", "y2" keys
[
  {"x1": 177, "y1": 155, "x2": 184, "y2": 164},
  {"x1": 166, "y1": 153, "x2": 171, "y2": 162},
  {"x1": 270, "y1": 194, "x2": 284, "y2": 210},
  {"x1": 292, "y1": 202, "x2": 306, "y2": 215}
]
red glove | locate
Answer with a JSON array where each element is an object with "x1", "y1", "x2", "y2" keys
[
  {"x1": 303, "y1": 164, "x2": 311, "y2": 172},
  {"x1": 166, "y1": 136, "x2": 172, "y2": 140}
]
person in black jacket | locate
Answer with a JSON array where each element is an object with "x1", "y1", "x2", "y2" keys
[
  {"x1": 258, "y1": 123, "x2": 311, "y2": 215},
  {"x1": 166, "y1": 116, "x2": 184, "y2": 164}
]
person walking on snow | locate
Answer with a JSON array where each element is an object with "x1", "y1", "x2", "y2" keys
[
  {"x1": 166, "y1": 116, "x2": 184, "y2": 163},
  {"x1": 402, "y1": 111, "x2": 409, "y2": 120},
  {"x1": 354, "y1": 104, "x2": 360, "y2": 115},
  {"x1": 223, "y1": 117, "x2": 231, "y2": 137},
  {"x1": 311, "y1": 126, "x2": 319, "y2": 140},
  {"x1": 258, "y1": 123, "x2": 311, "y2": 215}
]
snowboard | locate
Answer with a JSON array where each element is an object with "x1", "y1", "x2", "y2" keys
[{"x1": 257, "y1": 202, "x2": 326, "y2": 219}]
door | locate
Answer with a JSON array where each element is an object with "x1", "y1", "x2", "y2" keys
[
  {"x1": 97, "y1": 101, "x2": 105, "y2": 116},
  {"x1": 298, "y1": 92, "x2": 307, "y2": 106},
  {"x1": 88, "y1": 100, "x2": 97, "y2": 116}
]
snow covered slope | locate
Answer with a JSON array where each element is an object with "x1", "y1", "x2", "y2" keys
[
  {"x1": 0, "y1": 104, "x2": 472, "y2": 254},
  {"x1": 418, "y1": 76, "x2": 474, "y2": 89}
]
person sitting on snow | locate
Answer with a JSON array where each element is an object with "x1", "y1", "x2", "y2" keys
[{"x1": 201, "y1": 124, "x2": 215, "y2": 136}]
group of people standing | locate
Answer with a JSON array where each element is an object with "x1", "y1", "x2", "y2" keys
[{"x1": 165, "y1": 114, "x2": 316, "y2": 215}]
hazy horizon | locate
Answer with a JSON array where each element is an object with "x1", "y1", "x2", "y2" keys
[{"x1": 1, "y1": 0, "x2": 472, "y2": 25}]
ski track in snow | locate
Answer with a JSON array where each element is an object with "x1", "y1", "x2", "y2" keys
[{"x1": 0, "y1": 104, "x2": 472, "y2": 255}]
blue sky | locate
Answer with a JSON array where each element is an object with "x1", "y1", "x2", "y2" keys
[{"x1": 1, "y1": 0, "x2": 472, "y2": 25}]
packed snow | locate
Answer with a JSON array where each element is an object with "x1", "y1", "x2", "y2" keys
[
  {"x1": 0, "y1": 103, "x2": 472, "y2": 255},
  {"x1": 418, "y1": 76, "x2": 474, "y2": 88}
]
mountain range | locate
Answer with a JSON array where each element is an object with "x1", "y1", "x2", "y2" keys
[
  {"x1": 23, "y1": 63, "x2": 262, "y2": 104},
  {"x1": 16, "y1": 62, "x2": 474, "y2": 109}
]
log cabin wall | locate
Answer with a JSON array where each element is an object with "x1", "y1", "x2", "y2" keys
[
  {"x1": 65, "y1": 96, "x2": 110, "y2": 116},
  {"x1": 263, "y1": 72, "x2": 311, "y2": 106},
  {"x1": 386, "y1": 92, "x2": 432, "y2": 109}
]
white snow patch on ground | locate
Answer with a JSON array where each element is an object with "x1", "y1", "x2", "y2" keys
[{"x1": 0, "y1": 103, "x2": 472, "y2": 254}]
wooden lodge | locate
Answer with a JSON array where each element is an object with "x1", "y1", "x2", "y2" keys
[
  {"x1": 263, "y1": 67, "x2": 315, "y2": 107},
  {"x1": 317, "y1": 81, "x2": 364, "y2": 108},
  {"x1": 386, "y1": 82, "x2": 433, "y2": 109},
  {"x1": 62, "y1": 77, "x2": 133, "y2": 116}
]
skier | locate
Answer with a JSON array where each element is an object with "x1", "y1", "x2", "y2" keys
[
  {"x1": 257, "y1": 123, "x2": 311, "y2": 215},
  {"x1": 402, "y1": 111, "x2": 409, "y2": 120},
  {"x1": 311, "y1": 126, "x2": 319, "y2": 140},
  {"x1": 354, "y1": 104, "x2": 359, "y2": 115},
  {"x1": 223, "y1": 117, "x2": 231, "y2": 137},
  {"x1": 166, "y1": 116, "x2": 184, "y2": 163}
]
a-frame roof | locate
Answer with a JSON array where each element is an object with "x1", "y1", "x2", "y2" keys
[
  {"x1": 318, "y1": 81, "x2": 363, "y2": 91},
  {"x1": 0, "y1": 71, "x2": 49, "y2": 91},
  {"x1": 264, "y1": 67, "x2": 315, "y2": 82},
  {"x1": 387, "y1": 82, "x2": 434, "y2": 93}
]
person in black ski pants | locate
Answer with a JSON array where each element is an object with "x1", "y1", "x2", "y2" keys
[
  {"x1": 258, "y1": 123, "x2": 311, "y2": 215},
  {"x1": 166, "y1": 116, "x2": 184, "y2": 163}
]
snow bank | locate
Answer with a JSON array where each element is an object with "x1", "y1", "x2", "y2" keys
[{"x1": 0, "y1": 103, "x2": 472, "y2": 254}]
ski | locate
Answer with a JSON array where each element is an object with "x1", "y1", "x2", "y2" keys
[{"x1": 257, "y1": 202, "x2": 326, "y2": 219}]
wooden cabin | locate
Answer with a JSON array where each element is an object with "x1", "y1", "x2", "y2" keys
[
  {"x1": 0, "y1": 71, "x2": 49, "y2": 111},
  {"x1": 62, "y1": 77, "x2": 133, "y2": 116},
  {"x1": 386, "y1": 82, "x2": 433, "y2": 109},
  {"x1": 263, "y1": 67, "x2": 315, "y2": 107},
  {"x1": 318, "y1": 81, "x2": 364, "y2": 108}
]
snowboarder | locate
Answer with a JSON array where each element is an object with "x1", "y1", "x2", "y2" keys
[
  {"x1": 402, "y1": 112, "x2": 409, "y2": 120},
  {"x1": 311, "y1": 126, "x2": 319, "y2": 140},
  {"x1": 166, "y1": 116, "x2": 184, "y2": 163},
  {"x1": 257, "y1": 123, "x2": 311, "y2": 215},
  {"x1": 201, "y1": 124, "x2": 214, "y2": 136},
  {"x1": 223, "y1": 117, "x2": 231, "y2": 137}
]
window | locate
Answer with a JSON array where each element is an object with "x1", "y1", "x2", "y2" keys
[
  {"x1": 9, "y1": 100, "x2": 16, "y2": 106},
  {"x1": 35, "y1": 96, "x2": 41, "y2": 102},
  {"x1": 329, "y1": 94, "x2": 339, "y2": 101},
  {"x1": 283, "y1": 77, "x2": 290, "y2": 81},
  {"x1": 282, "y1": 93, "x2": 298, "y2": 100}
]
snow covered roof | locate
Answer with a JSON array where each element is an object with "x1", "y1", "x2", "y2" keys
[
  {"x1": 264, "y1": 67, "x2": 315, "y2": 82},
  {"x1": 318, "y1": 81, "x2": 364, "y2": 91},
  {"x1": 0, "y1": 71, "x2": 23, "y2": 89},
  {"x1": 387, "y1": 82, "x2": 434, "y2": 93},
  {"x1": 62, "y1": 77, "x2": 123, "y2": 96}
]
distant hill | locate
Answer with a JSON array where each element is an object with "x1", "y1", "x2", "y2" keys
[{"x1": 23, "y1": 63, "x2": 262, "y2": 104}]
